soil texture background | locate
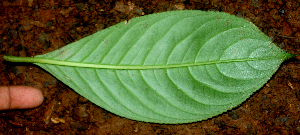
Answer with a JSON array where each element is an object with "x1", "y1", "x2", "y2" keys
[{"x1": 1, "y1": 0, "x2": 300, "y2": 134}]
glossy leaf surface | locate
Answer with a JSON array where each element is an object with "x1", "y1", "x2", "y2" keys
[{"x1": 3, "y1": 10, "x2": 294, "y2": 123}]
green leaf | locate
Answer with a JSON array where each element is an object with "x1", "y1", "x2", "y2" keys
[{"x1": 3, "y1": 10, "x2": 295, "y2": 124}]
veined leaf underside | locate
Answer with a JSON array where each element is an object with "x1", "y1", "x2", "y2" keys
[{"x1": 3, "y1": 10, "x2": 294, "y2": 123}]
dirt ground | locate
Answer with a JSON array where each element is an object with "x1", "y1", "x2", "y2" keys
[{"x1": 1, "y1": 0, "x2": 300, "y2": 134}]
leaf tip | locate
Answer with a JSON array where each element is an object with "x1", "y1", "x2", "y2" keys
[{"x1": 286, "y1": 53, "x2": 298, "y2": 59}]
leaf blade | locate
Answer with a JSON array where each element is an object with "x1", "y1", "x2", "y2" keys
[{"x1": 3, "y1": 10, "x2": 294, "y2": 123}]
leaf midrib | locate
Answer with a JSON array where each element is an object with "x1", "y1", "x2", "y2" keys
[{"x1": 3, "y1": 55, "x2": 288, "y2": 70}]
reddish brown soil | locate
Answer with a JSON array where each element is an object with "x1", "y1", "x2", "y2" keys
[{"x1": 1, "y1": 0, "x2": 300, "y2": 134}]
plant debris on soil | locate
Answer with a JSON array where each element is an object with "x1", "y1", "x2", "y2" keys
[{"x1": 1, "y1": 0, "x2": 300, "y2": 134}]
